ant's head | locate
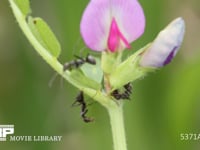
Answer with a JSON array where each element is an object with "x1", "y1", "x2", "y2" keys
[{"x1": 86, "y1": 55, "x2": 96, "y2": 65}]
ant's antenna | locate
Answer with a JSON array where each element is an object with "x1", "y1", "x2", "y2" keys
[
  {"x1": 74, "y1": 55, "x2": 84, "y2": 60},
  {"x1": 79, "y1": 47, "x2": 87, "y2": 56},
  {"x1": 72, "y1": 37, "x2": 82, "y2": 55},
  {"x1": 72, "y1": 36, "x2": 88, "y2": 57}
]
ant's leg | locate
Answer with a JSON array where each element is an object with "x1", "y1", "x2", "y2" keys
[
  {"x1": 83, "y1": 116, "x2": 94, "y2": 123},
  {"x1": 81, "y1": 108, "x2": 88, "y2": 116}
]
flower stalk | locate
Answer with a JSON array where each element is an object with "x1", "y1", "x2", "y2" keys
[{"x1": 108, "y1": 102, "x2": 127, "y2": 150}]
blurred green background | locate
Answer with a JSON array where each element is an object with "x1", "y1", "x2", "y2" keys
[{"x1": 1, "y1": 0, "x2": 200, "y2": 150}]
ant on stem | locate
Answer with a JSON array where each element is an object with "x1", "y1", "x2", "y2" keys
[
  {"x1": 63, "y1": 54, "x2": 96, "y2": 71},
  {"x1": 72, "y1": 91, "x2": 94, "y2": 123}
]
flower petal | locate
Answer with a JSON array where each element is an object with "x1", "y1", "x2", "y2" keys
[
  {"x1": 80, "y1": 0, "x2": 145, "y2": 51},
  {"x1": 140, "y1": 17, "x2": 185, "y2": 68},
  {"x1": 107, "y1": 18, "x2": 131, "y2": 52}
]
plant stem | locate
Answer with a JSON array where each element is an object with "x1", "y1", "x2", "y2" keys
[{"x1": 108, "y1": 103, "x2": 127, "y2": 150}]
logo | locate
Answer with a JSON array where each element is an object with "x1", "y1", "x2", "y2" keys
[
  {"x1": 0, "y1": 124, "x2": 62, "y2": 142},
  {"x1": 0, "y1": 125, "x2": 14, "y2": 141}
]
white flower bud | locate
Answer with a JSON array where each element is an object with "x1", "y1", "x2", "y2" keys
[{"x1": 140, "y1": 17, "x2": 185, "y2": 68}]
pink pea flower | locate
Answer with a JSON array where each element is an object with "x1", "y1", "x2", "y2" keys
[{"x1": 80, "y1": 0, "x2": 145, "y2": 52}]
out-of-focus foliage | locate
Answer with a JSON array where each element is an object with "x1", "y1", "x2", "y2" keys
[{"x1": 0, "y1": 0, "x2": 200, "y2": 150}]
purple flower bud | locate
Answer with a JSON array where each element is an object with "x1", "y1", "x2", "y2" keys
[{"x1": 140, "y1": 17, "x2": 185, "y2": 68}]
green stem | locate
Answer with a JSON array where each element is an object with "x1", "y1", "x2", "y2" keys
[{"x1": 108, "y1": 103, "x2": 127, "y2": 150}]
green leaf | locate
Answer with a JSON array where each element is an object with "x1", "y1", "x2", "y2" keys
[
  {"x1": 13, "y1": 0, "x2": 31, "y2": 16},
  {"x1": 28, "y1": 17, "x2": 61, "y2": 58},
  {"x1": 70, "y1": 70, "x2": 101, "y2": 90},
  {"x1": 81, "y1": 57, "x2": 103, "y2": 83}
]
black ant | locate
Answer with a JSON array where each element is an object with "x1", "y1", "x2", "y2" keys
[
  {"x1": 63, "y1": 54, "x2": 96, "y2": 71},
  {"x1": 111, "y1": 83, "x2": 133, "y2": 100},
  {"x1": 124, "y1": 82, "x2": 132, "y2": 95},
  {"x1": 72, "y1": 91, "x2": 94, "y2": 123}
]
